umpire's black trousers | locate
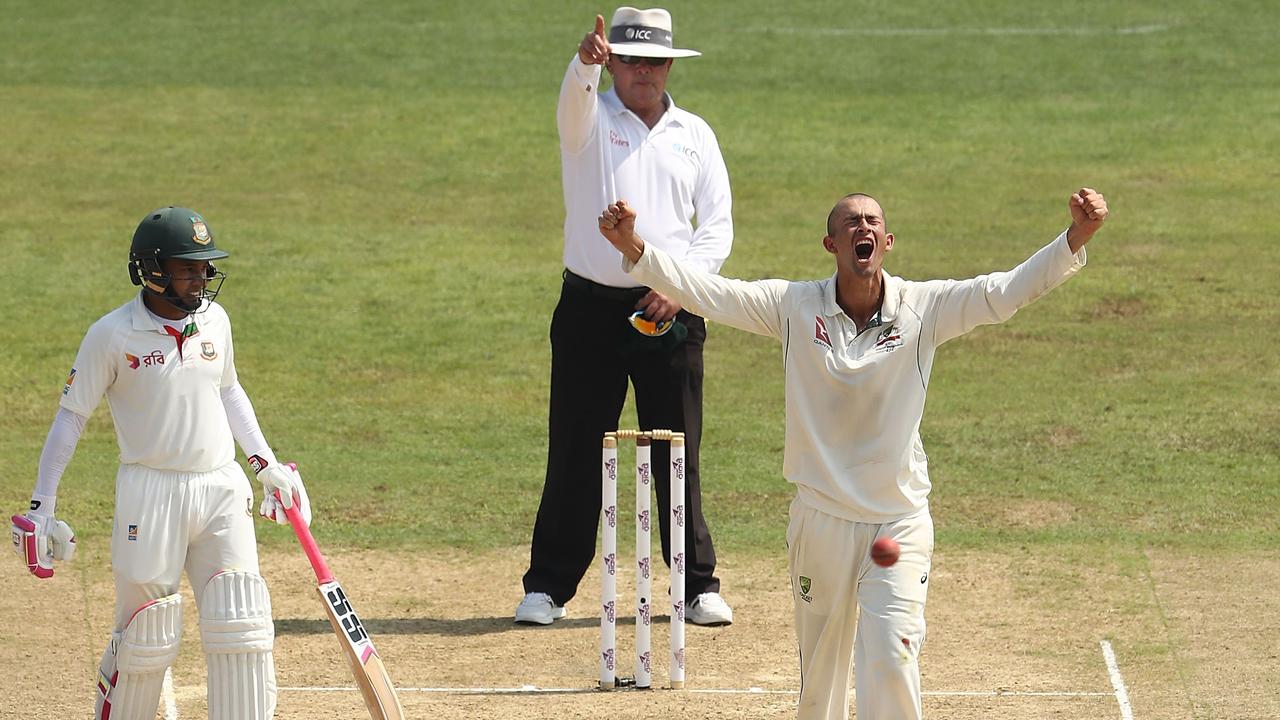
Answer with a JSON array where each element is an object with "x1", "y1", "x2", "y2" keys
[{"x1": 523, "y1": 271, "x2": 721, "y2": 606}]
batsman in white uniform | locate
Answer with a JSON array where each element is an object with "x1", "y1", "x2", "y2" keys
[
  {"x1": 597, "y1": 189, "x2": 1109, "y2": 719},
  {"x1": 10, "y1": 207, "x2": 313, "y2": 719}
]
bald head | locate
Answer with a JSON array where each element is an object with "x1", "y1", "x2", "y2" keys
[{"x1": 826, "y1": 193, "x2": 885, "y2": 237}]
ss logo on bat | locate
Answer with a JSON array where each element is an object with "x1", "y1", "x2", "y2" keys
[{"x1": 326, "y1": 586, "x2": 370, "y2": 644}]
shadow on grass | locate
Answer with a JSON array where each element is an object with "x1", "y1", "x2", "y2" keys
[{"x1": 276, "y1": 614, "x2": 671, "y2": 636}]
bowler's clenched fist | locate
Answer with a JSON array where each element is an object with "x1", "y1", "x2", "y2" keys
[
  {"x1": 1071, "y1": 187, "x2": 1108, "y2": 224},
  {"x1": 598, "y1": 200, "x2": 645, "y2": 262},
  {"x1": 598, "y1": 200, "x2": 636, "y2": 233},
  {"x1": 1066, "y1": 187, "x2": 1109, "y2": 252}
]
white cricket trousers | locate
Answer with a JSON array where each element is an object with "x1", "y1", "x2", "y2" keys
[
  {"x1": 788, "y1": 500, "x2": 933, "y2": 720},
  {"x1": 111, "y1": 462, "x2": 261, "y2": 630}
]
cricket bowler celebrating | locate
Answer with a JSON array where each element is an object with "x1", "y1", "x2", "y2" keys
[
  {"x1": 597, "y1": 188, "x2": 1108, "y2": 718},
  {"x1": 10, "y1": 207, "x2": 313, "y2": 719}
]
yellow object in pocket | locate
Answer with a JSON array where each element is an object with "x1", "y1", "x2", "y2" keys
[{"x1": 628, "y1": 310, "x2": 674, "y2": 337}]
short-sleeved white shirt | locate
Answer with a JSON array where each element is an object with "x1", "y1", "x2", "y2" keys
[{"x1": 60, "y1": 293, "x2": 238, "y2": 472}]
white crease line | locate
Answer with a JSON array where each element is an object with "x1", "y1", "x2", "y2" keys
[
  {"x1": 1100, "y1": 640, "x2": 1136, "y2": 720},
  {"x1": 929, "y1": 691, "x2": 1112, "y2": 697},
  {"x1": 730, "y1": 24, "x2": 1170, "y2": 37},
  {"x1": 278, "y1": 686, "x2": 1111, "y2": 697}
]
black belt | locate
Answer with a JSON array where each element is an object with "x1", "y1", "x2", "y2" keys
[{"x1": 562, "y1": 270, "x2": 648, "y2": 303}]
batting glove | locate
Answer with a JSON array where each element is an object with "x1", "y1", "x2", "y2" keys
[
  {"x1": 11, "y1": 511, "x2": 76, "y2": 579},
  {"x1": 250, "y1": 456, "x2": 312, "y2": 527}
]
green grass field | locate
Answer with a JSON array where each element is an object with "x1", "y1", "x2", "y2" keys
[{"x1": 2, "y1": 0, "x2": 1276, "y2": 566}]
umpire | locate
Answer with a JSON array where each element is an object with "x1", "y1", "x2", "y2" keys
[{"x1": 515, "y1": 7, "x2": 734, "y2": 627}]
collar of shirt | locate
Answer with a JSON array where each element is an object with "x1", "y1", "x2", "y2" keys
[
  {"x1": 820, "y1": 270, "x2": 902, "y2": 331},
  {"x1": 129, "y1": 292, "x2": 200, "y2": 334},
  {"x1": 600, "y1": 88, "x2": 686, "y2": 132}
]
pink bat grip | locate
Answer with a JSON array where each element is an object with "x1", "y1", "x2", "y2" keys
[{"x1": 276, "y1": 490, "x2": 333, "y2": 584}]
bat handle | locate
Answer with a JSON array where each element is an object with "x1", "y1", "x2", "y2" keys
[{"x1": 275, "y1": 489, "x2": 334, "y2": 585}]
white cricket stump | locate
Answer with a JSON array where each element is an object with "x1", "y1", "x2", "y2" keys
[
  {"x1": 600, "y1": 430, "x2": 686, "y2": 691},
  {"x1": 635, "y1": 436, "x2": 653, "y2": 690},
  {"x1": 669, "y1": 435, "x2": 686, "y2": 690},
  {"x1": 600, "y1": 436, "x2": 619, "y2": 690}
]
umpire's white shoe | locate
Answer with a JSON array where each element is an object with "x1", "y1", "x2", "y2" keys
[
  {"x1": 686, "y1": 592, "x2": 734, "y2": 626},
  {"x1": 514, "y1": 592, "x2": 566, "y2": 625}
]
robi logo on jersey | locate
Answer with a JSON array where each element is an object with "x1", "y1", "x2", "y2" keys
[{"x1": 125, "y1": 351, "x2": 166, "y2": 370}]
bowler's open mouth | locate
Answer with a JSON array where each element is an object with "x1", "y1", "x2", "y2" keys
[{"x1": 854, "y1": 241, "x2": 874, "y2": 260}]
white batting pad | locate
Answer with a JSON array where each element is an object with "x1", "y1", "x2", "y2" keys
[
  {"x1": 200, "y1": 570, "x2": 277, "y2": 720},
  {"x1": 95, "y1": 593, "x2": 183, "y2": 720}
]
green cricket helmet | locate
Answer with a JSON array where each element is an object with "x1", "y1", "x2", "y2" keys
[{"x1": 128, "y1": 207, "x2": 229, "y2": 312}]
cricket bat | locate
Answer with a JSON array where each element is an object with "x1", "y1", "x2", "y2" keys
[{"x1": 281, "y1": 495, "x2": 405, "y2": 719}]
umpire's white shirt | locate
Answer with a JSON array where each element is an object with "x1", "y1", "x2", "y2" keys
[
  {"x1": 61, "y1": 293, "x2": 238, "y2": 472},
  {"x1": 559, "y1": 55, "x2": 733, "y2": 288},
  {"x1": 625, "y1": 232, "x2": 1086, "y2": 523}
]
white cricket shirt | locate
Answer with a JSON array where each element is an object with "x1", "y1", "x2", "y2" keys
[
  {"x1": 626, "y1": 231, "x2": 1086, "y2": 523},
  {"x1": 60, "y1": 293, "x2": 238, "y2": 472},
  {"x1": 559, "y1": 55, "x2": 733, "y2": 288}
]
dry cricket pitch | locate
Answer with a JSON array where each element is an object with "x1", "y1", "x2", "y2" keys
[{"x1": 3, "y1": 545, "x2": 1276, "y2": 719}]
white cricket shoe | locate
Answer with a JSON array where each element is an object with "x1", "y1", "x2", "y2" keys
[
  {"x1": 514, "y1": 592, "x2": 566, "y2": 625},
  {"x1": 686, "y1": 592, "x2": 733, "y2": 626}
]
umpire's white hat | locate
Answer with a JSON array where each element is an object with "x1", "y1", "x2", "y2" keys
[{"x1": 607, "y1": 7, "x2": 702, "y2": 58}]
